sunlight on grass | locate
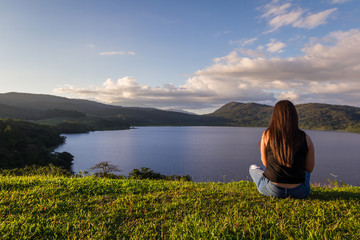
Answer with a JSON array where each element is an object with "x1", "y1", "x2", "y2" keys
[{"x1": 1, "y1": 176, "x2": 359, "y2": 239}]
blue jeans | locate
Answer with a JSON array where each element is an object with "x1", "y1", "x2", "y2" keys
[{"x1": 249, "y1": 164, "x2": 311, "y2": 199}]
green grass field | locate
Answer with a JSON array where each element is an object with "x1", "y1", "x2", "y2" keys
[{"x1": 1, "y1": 176, "x2": 359, "y2": 239}]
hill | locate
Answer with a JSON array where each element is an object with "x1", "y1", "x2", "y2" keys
[
  {"x1": 209, "y1": 101, "x2": 360, "y2": 133},
  {"x1": 1, "y1": 175, "x2": 359, "y2": 239},
  {"x1": 0, "y1": 93, "x2": 223, "y2": 131},
  {"x1": 296, "y1": 103, "x2": 360, "y2": 132},
  {"x1": 1, "y1": 92, "x2": 360, "y2": 133},
  {"x1": 209, "y1": 102, "x2": 273, "y2": 127},
  {"x1": 0, "y1": 92, "x2": 118, "y2": 114}
]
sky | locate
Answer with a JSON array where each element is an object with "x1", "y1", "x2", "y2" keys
[{"x1": 1, "y1": 0, "x2": 360, "y2": 114}]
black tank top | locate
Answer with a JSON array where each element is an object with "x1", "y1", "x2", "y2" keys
[{"x1": 263, "y1": 130, "x2": 308, "y2": 184}]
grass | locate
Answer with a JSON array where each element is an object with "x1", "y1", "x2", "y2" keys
[{"x1": 1, "y1": 176, "x2": 359, "y2": 239}]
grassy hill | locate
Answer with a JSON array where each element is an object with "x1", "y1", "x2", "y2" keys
[{"x1": 1, "y1": 175, "x2": 359, "y2": 239}]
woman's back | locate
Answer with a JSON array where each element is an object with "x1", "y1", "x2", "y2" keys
[{"x1": 263, "y1": 130, "x2": 308, "y2": 184}]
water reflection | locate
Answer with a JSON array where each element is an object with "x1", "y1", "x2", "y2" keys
[{"x1": 56, "y1": 127, "x2": 360, "y2": 186}]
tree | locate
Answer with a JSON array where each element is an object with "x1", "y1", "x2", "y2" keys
[
  {"x1": 52, "y1": 152, "x2": 74, "y2": 172},
  {"x1": 128, "y1": 167, "x2": 165, "y2": 180},
  {"x1": 89, "y1": 161, "x2": 122, "y2": 178}
]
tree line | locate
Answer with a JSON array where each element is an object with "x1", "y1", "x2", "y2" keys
[{"x1": 0, "y1": 118, "x2": 73, "y2": 172}]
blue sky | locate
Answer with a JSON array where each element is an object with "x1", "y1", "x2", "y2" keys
[{"x1": 1, "y1": 0, "x2": 360, "y2": 113}]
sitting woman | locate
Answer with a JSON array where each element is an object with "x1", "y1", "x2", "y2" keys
[{"x1": 249, "y1": 100, "x2": 315, "y2": 199}]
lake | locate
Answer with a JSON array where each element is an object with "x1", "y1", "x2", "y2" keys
[{"x1": 56, "y1": 127, "x2": 360, "y2": 186}]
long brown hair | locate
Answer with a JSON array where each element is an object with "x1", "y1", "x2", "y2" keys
[{"x1": 266, "y1": 100, "x2": 303, "y2": 167}]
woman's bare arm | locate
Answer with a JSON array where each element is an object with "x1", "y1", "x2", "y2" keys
[
  {"x1": 305, "y1": 134, "x2": 315, "y2": 173},
  {"x1": 260, "y1": 131, "x2": 268, "y2": 167}
]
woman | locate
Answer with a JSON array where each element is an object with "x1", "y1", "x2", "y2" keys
[{"x1": 249, "y1": 100, "x2": 315, "y2": 199}]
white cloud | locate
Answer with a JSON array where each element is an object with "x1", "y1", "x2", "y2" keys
[
  {"x1": 260, "y1": 1, "x2": 337, "y2": 32},
  {"x1": 55, "y1": 29, "x2": 360, "y2": 112},
  {"x1": 277, "y1": 91, "x2": 300, "y2": 102},
  {"x1": 242, "y1": 38, "x2": 258, "y2": 46},
  {"x1": 267, "y1": 9, "x2": 304, "y2": 32},
  {"x1": 99, "y1": 51, "x2": 136, "y2": 56},
  {"x1": 331, "y1": 0, "x2": 352, "y2": 4},
  {"x1": 229, "y1": 38, "x2": 258, "y2": 47},
  {"x1": 261, "y1": 2, "x2": 292, "y2": 18},
  {"x1": 238, "y1": 47, "x2": 265, "y2": 58},
  {"x1": 266, "y1": 39, "x2": 286, "y2": 53},
  {"x1": 293, "y1": 8, "x2": 337, "y2": 29}
]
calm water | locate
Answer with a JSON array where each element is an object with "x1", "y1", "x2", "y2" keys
[{"x1": 56, "y1": 127, "x2": 360, "y2": 186}]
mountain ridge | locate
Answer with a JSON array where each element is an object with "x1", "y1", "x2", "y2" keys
[
  {"x1": 209, "y1": 101, "x2": 360, "y2": 133},
  {"x1": 1, "y1": 92, "x2": 360, "y2": 133},
  {"x1": 0, "y1": 92, "x2": 224, "y2": 129}
]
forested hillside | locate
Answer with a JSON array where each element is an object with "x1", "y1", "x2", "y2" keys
[
  {"x1": 0, "y1": 93, "x2": 223, "y2": 130},
  {"x1": 209, "y1": 101, "x2": 360, "y2": 133},
  {"x1": 209, "y1": 102, "x2": 273, "y2": 127},
  {"x1": 1, "y1": 92, "x2": 360, "y2": 133},
  {"x1": 0, "y1": 119, "x2": 73, "y2": 170},
  {"x1": 296, "y1": 103, "x2": 360, "y2": 132}
]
